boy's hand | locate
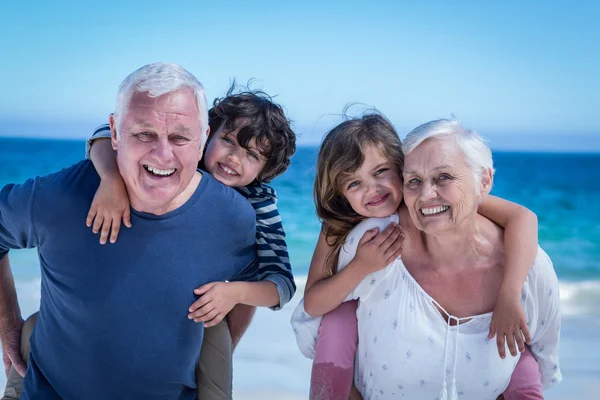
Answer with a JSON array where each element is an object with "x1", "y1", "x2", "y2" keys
[
  {"x1": 488, "y1": 289, "x2": 531, "y2": 358},
  {"x1": 354, "y1": 222, "x2": 404, "y2": 275},
  {"x1": 86, "y1": 174, "x2": 131, "y2": 244},
  {"x1": 188, "y1": 281, "x2": 240, "y2": 328}
]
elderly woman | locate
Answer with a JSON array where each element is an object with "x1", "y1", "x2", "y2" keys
[{"x1": 293, "y1": 119, "x2": 561, "y2": 400}]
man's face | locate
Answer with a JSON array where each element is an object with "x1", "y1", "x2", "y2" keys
[{"x1": 110, "y1": 88, "x2": 206, "y2": 214}]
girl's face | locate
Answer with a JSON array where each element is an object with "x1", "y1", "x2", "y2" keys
[
  {"x1": 203, "y1": 123, "x2": 267, "y2": 187},
  {"x1": 341, "y1": 144, "x2": 403, "y2": 218}
]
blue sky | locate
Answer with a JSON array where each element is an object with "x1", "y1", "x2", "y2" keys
[{"x1": 0, "y1": 0, "x2": 598, "y2": 150}]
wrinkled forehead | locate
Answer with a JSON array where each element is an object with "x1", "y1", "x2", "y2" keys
[
  {"x1": 123, "y1": 89, "x2": 202, "y2": 131},
  {"x1": 404, "y1": 137, "x2": 467, "y2": 173}
]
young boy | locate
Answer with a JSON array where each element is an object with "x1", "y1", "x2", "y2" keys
[{"x1": 2, "y1": 86, "x2": 297, "y2": 400}]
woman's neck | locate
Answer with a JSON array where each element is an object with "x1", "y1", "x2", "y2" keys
[{"x1": 421, "y1": 217, "x2": 482, "y2": 270}]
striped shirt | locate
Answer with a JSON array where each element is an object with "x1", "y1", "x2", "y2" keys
[{"x1": 86, "y1": 124, "x2": 296, "y2": 309}]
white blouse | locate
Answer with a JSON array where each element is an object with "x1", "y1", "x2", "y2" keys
[{"x1": 291, "y1": 215, "x2": 562, "y2": 400}]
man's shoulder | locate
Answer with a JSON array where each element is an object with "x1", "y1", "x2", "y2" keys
[
  {"x1": 33, "y1": 160, "x2": 97, "y2": 192},
  {"x1": 198, "y1": 173, "x2": 255, "y2": 220}
]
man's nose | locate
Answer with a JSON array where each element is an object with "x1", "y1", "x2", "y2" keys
[{"x1": 152, "y1": 138, "x2": 174, "y2": 160}]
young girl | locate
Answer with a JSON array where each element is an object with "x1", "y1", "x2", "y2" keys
[{"x1": 291, "y1": 113, "x2": 543, "y2": 400}]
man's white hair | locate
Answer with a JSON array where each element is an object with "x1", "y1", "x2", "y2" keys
[
  {"x1": 114, "y1": 62, "x2": 209, "y2": 146},
  {"x1": 403, "y1": 119, "x2": 495, "y2": 191}
]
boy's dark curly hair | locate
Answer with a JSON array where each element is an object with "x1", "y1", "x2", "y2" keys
[{"x1": 205, "y1": 83, "x2": 296, "y2": 183}]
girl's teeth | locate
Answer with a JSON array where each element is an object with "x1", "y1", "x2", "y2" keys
[
  {"x1": 421, "y1": 206, "x2": 450, "y2": 215},
  {"x1": 221, "y1": 164, "x2": 237, "y2": 176}
]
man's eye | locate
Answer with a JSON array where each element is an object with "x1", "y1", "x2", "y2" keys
[
  {"x1": 375, "y1": 168, "x2": 389, "y2": 176},
  {"x1": 172, "y1": 136, "x2": 189, "y2": 144},
  {"x1": 134, "y1": 132, "x2": 153, "y2": 141}
]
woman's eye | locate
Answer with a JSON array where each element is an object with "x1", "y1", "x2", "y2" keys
[
  {"x1": 438, "y1": 174, "x2": 451, "y2": 181},
  {"x1": 406, "y1": 178, "x2": 421, "y2": 187}
]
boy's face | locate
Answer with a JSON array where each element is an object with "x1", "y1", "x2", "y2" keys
[{"x1": 203, "y1": 123, "x2": 267, "y2": 187}]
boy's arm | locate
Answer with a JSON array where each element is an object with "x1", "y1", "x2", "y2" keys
[
  {"x1": 246, "y1": 186, "x2": 295, "y2": 310},
  {"x1": 478, "y1": 195, "x2": 538, "y2": 357},
  {"x1": 85, "y1": 124, "x2": 131, "y2": 244}
]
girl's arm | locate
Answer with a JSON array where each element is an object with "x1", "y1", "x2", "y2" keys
[
  {"x1": 85, "y1": 137, "x2": 131, "y2": 244},
  {"x1": 303, "y1": 223, "x2": 403, "y2": 318},
  {"x1": 477, "y1": 195, "x2": 538, "y2": 358}
]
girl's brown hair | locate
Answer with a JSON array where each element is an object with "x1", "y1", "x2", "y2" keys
[{"x1": 314, "y1": 113, "x2": 404, "y2": 277}]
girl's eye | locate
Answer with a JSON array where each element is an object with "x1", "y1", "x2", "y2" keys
[
  {"x1": 347, "y1": 181, "x2": 360, "y2": 190},
  {"x1": 375, "y1": 168, "x2": 389, "y2": 176},
  {"x1": 248, "y1": 151, "x2": 259, "y2": 160}
]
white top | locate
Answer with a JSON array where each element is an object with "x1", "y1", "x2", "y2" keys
[{"x1": 291, "y1": 215, "x2": 562, "y2": 400}]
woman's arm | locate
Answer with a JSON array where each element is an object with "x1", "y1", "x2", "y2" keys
[
  {"x1": 303, "y1": 223, "x2": 403, "y2": 318},
  {"x1": 478, "y1": 195, "x2": 538, "y2": 358}
]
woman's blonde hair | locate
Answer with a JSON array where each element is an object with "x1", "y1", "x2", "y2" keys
[{"x1": 314, "y1": 113, "x2": 404, "y2": 277}]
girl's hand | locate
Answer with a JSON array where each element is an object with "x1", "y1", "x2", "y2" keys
[
  {"x1": 86, "y1": 174, "x2": 131, "y2": 244},
  {"x1": 188, "y1": 281, "x2": 241, "y2": 328},
  {"x1": 488, "y1": 288, "x2": 532, "y2": 358},
  {"x1": 353, "y1": 222, "x2": 404, "y2": 275}
]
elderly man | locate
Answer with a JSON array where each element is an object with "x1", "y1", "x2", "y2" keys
[{"x1": 0, "y1": 62, "x2": 257, "y2": 399}]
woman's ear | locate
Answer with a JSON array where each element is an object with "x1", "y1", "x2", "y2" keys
[{"x1": 479, "y1": 167, "x2": 494, "y2": 195}]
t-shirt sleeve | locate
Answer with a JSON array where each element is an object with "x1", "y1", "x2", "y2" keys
[
  {"x1": 251, "y1": 187, "x2": 296, "y2": 310},
  {"x1": 85, "y1": 124, "x2": 112, "y2": 160},
  {"x1": 338, "y1": 215, "x2": 399, "y2": 302},
  {"x1": 524, "y1": 247, "x2": 562, "y2": 389},
  {"x1": 0, "y1": 178, "x2": 39, "y2": 258}
]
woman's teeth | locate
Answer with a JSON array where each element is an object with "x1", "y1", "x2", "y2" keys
[
  {"x1": 144, "y1": 165, "x2": 176, "y2": 176},
  {"x1": 421, "y1": 206, "x2": 450, "y2": 215}
]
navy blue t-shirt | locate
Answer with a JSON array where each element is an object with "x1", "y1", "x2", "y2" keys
[{"x1": 0, "y1": 161, "x2": 257, "y2": 400}]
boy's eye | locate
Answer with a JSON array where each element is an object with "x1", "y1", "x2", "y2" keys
[
  {"x1": 248, "y1": 151, "x2": 259, "y2": 160},
  {"x1": 222, "y1": 137, "x2": 234, "y2": 145}
]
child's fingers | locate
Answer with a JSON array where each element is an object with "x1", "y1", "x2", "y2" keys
[
  {"x1": 194, "y1": 282, "x2": 216, "y2": 296},
  {"x1": 371, "y1": 223, "x2": 397, "y2": 246},
  {"x1": 506, "y1": 332, "x2": 518, "y2": 357},
  {"x1": 189, "y1": 303, "x2": 214, "y2": 320},
  {"x1": 123, "y1": 208, "x2": 132, "y2": 228},
  {"x1": 488, "y1": 320, "x2": 496, "y2": 339},
  {"x1": 109, "y1": 217, "x2": 121, "y2": 244},
  {"x1": 496, "y1": 332, "x2": 506, "y2": 359},
  {"x1": 188, "y1": 295, "x2": 211, "y2": 312},
  {"x1": 358, "y1": 228, "x2": 379, "y2": 246},
  {"x1": 92, "y1": 214, "x2": 104, "y2": 234},
  {"x1": 521, "y1": 322, "x2": 532, "y2": 345},
  {"x1": 195, "y1": 308, "x2": 219, "y2": 323},
  {"x1": 204, "y1": 313, "x2": 225, "y2": 328},
  {"x1": 86, "y1": 206, "x2": 98, "y2": 227},
  {"x1": 384, "y1": 229, "x2": 404, "y2": 259},
  {"x1": 514, "y1": 330, "x2": 526, "y2": 353},
  {"x1": 378, "y1": 224, "x2": 401, "y2": 250},
  {"x1": 99, "y1": 219, "x2": 112, "y2": 245}
]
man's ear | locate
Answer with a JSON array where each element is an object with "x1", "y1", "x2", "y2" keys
[
  {"x1": 198, "y1": 125, "x2": 210, "y2": 162},
  {"x1": 109, "y1": 114, "x2": 118, "y2": 151},
  {"x1": 479, "y1": 167, "x2": 494, "y2": 196}
]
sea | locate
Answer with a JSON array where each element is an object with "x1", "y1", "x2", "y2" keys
[{"x1": 1, "y1": 137, "x2": 599, "y2": 398}]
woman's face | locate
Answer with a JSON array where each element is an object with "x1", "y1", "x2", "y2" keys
[
  {"x1": 402, "y1": 137, "x2": 483, "y2": 234},
  {"x1": 341, "y1": 144, "x2": 403, "y2": 218}
]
